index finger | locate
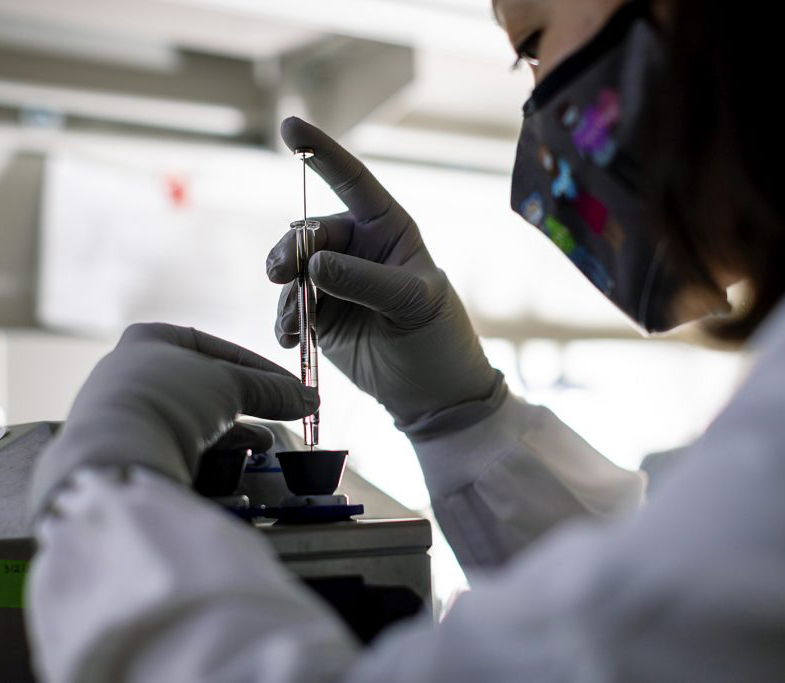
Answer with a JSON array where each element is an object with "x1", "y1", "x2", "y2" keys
[
  {"x1": 280, "y1": 117, "x2": 398, "y2": 225},
  {"x1": 266, "y1": 212, "x2": 354, "y2": 284},
  {"x1": 119, "y1": 323, "x2": 297, "y2": 379}
]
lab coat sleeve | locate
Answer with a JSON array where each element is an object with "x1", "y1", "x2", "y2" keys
[
  {"x1": 412, "y1": 392, "x2": 647, "y2": 568},
  {"x1": 345, "y1": 331, "x2": 785, "y2": 682},
  {"x1": 27, "y1": 466, "x2": 360, "y2": 683}
]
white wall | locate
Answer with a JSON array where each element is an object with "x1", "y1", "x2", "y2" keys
[{"x1": 0, "y1": 329, "x2": 111, "y2": 424}]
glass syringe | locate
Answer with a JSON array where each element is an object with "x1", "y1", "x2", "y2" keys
[
  {"x1": 292, "y1": 146, "x2": 319, "y2": 448},
  {"x1": 290, "y1": 218, "x2": 320, "y2": 447}
]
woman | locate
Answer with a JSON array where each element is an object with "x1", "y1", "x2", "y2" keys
[{"x1": 27, "y1": 0, "x2": 785, "y2": 680}]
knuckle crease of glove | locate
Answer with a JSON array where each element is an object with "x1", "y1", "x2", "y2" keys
[{"x1": 356, "y1": 195, "x2": 395, "y2": 228}]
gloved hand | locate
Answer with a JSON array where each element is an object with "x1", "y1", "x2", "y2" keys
[
  {"x1": 267, "y1": 118, "x2": 506, "y2": 439},
  {"x1": 29, "y1": 322, "x2": 317, "y2": 520}
]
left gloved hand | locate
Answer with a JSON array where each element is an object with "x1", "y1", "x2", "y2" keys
[{"x1": 29, "y1": 322, "x2": 318, "y2": 520}]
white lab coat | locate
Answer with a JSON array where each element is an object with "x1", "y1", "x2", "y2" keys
[{"x1": 27, "y1": 300, "x2": 785, "y2": 681}]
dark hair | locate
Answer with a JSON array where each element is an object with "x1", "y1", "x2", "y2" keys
[{"x1": 648, "y1": 0, "x2": 785, "y2": 340}]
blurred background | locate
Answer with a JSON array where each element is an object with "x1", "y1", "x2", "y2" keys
[{"x1": 0, "y1": 0, "x2": 745, "y2": 607}]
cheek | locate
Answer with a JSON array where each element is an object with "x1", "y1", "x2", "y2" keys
[{"x1": 535, "y1": 0, "x2": 624, "y2": 81}]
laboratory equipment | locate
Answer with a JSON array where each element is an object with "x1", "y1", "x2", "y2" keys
[
  {"x1": 277, "y1": 449, "x2": 347, "y2": 495},
  {"x1": 292, "y1": 147, "x2": 320, "y2": 448},
  {"x1": 267, "y1": 448, "x2": 364, "y2": 523},
  {"x1": 237, "y1": 426, "x2": 364, "y2": 523}
]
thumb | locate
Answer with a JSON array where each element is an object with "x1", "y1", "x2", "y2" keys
[
  {"x1": 311, "y1": 251, "x2": 428, "y2": 323},
  {"x1": 208, "y1": 422, "x2": 275, "y2": 454}
]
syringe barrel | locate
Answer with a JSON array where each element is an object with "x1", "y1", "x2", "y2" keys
[{"x1": 290, "y1": 220, "x2": 320, "y2": 446}]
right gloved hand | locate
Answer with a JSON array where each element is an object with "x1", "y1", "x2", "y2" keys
[{"x1": 266, "y1": 118, "x2": 506, "y2": 440}]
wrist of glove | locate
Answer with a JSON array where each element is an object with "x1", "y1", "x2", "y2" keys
[
  {"x1": 29, "y1": 323, "x2": 317, "y2": 521},
  {"x1": 306, "y1": 257, "x2": 507, "y2": 439},
  {"x1": 268, "y1": 118, "x2": 507, "y2": 441}
]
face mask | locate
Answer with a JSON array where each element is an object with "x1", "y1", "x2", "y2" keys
[{"x1": 510, "y1": 0, "x2": 728, "y2": 332}]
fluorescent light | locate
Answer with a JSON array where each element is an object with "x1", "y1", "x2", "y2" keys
[
  {"x1": 0, "y1": 80, "x2": 246, "y2": 136},
  {"x1": 171, "y1": 0, "x2": 510, "y2": 60},
  {"x1": 347, "y1": 122, "x2": 516, "y2": 173}
]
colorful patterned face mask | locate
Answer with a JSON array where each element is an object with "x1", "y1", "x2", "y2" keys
[{"x1": 510, "y1": 0, "x2": 727, "y2": 332}]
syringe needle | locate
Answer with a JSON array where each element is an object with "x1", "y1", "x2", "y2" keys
[{"x1": 300, "y1": 149, "x2": 307, "y2": 223}]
